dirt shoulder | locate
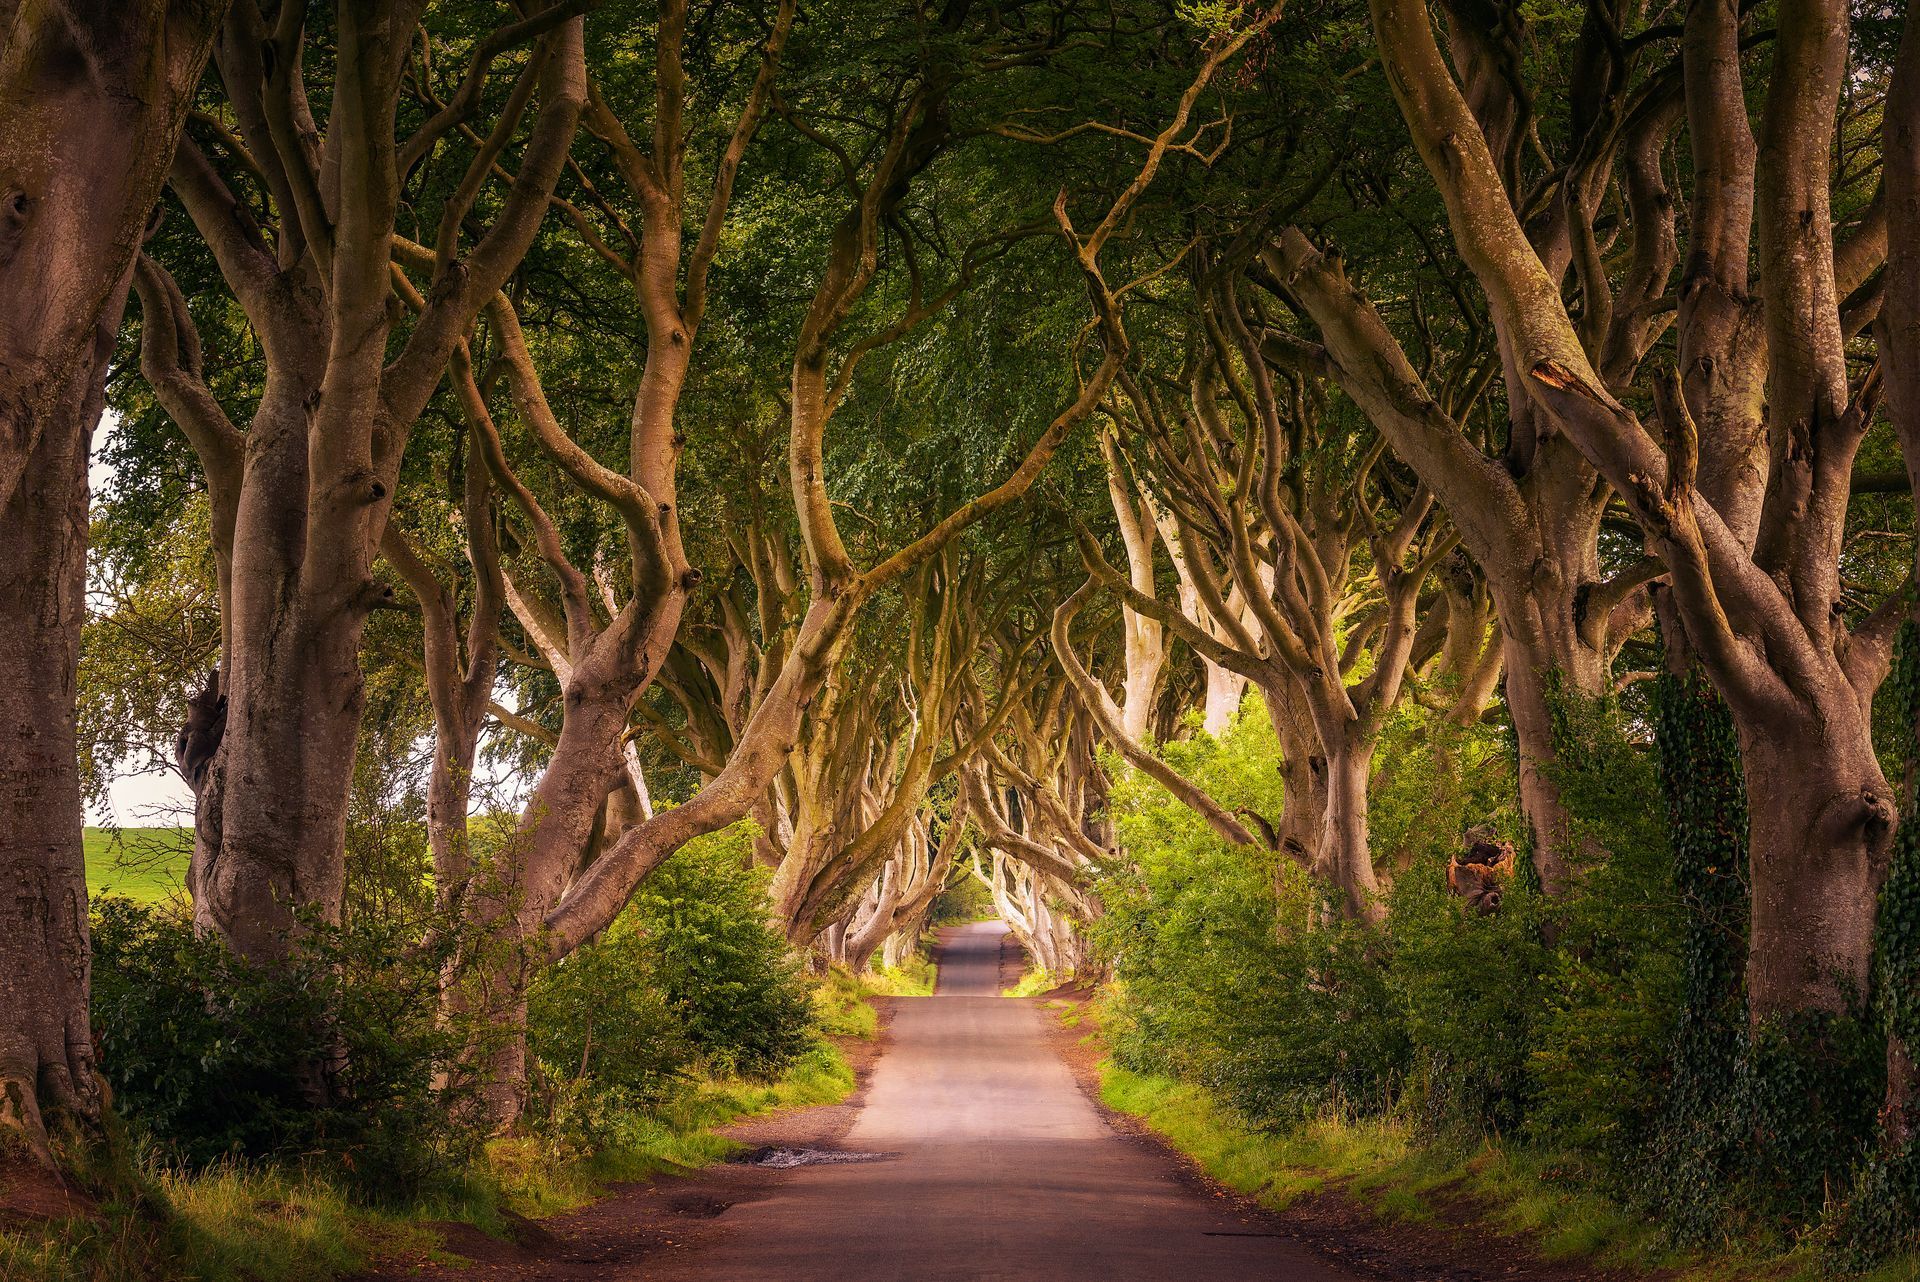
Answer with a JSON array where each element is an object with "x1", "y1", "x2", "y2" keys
[
  {"x1": 351, "y1": 1004, "x2": 897, "y2": 1282},
  {"x1": 1032, "y1": 985, "x2": 1671, "y2": 1282}
]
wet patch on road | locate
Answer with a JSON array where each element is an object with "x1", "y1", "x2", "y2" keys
[{"x1": 730, "y1": 1145, "x2": 894, "y2": 1169}]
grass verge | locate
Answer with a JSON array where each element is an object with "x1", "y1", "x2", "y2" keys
[
  {"x1": 1058, "y1": 998, "x2": 1920, "y2": 1282},
  {"x1": 1002, "y1": 967, "x2": 1057, "y2": 997},
  {"x1": 814, "y1": 954, "x2": 937, "y2": 1039},
  {"x1": 2, "y1": 980, "x2": 882, "y2": 1282}
]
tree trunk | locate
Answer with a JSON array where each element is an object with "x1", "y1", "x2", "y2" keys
[
  {"x1": 1316, "y1": 732, "x2": 1385, "y2": 924},
  {"x1": 1738, "y1": 715, "x2": 1892, "y2": 1020},
  {"x1": 841, "y1": 863, "x2": 900, "y2": 972},
  {"x1": 1263, "y1": 676, "x2": 1327, "y2": 870},
  {"x1": 0, "y1": 344, "x2": 98, "y2": 1157},
  {"x1": 464, "y1": 662, "x2": 654, "y2": 1130},
  {"x1": 1103, "y1": 433, "x2": 1165, "y2": 741},
  {"x1": 192, "y1": 565, "x2": 367, "y2": 956},
  {"x1": 0, "y1": 0, "x2": 229, "y2": 1154},
  {"x1": 1876, "y1": 4, "x2": 1920, "y2": 1148},
  {"x1": 1491, "y1": 575, "x2": 1610, "y2": 897},
  {"x1": 1200, "y1": 665, "x2": 1246, "y2": 737},
  {"x1": 159, "y1": 9, "x2": 585, "y2": 968}
]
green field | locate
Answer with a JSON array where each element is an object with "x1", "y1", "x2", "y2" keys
[{"x1": 84, "y1": 827, "x2": 192, "y2": 902}]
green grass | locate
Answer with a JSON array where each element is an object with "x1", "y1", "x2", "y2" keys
[
  {"x1": 0, "y1": 1159, "x2": 439, "y2": 1282},
  {"x1": 859, "y1": 951, "x2": 938, "y2": 996},
  {"x1": 1067, "y1": 1001, "x2": 1920, "y2": 1282},
  {"x1": 814, "y1": 953, "x2": 939, "y2": 1038},
  {"x1": 1002, "y1": 967, "x2": 1058, "y2": 997},
  {"x1": 4, "y1": 973, "x2": 883, "y2": 1282},
  {"x1": 483, "y1": 1039, "x2": 860, "y2": 1218},
  {"x1": 84, "y1": 828, "x2": 192, "y2": 903}
]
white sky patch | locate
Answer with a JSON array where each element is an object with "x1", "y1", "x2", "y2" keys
[{"x1": 85, "y1": 414, "x2": 195, "y2": 824}]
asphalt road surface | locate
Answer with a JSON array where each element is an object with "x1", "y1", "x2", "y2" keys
[{"x1": 658, "y1": 920, "x2": 1365, "y2": 1281}]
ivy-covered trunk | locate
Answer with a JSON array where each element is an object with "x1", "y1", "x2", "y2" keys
[
  {"x1": 1877, "y1": 625, "x2": 1920, "y2": 1148},
  {"x1": 1492, "y1": 573, "x2": 1613, "y2": 899},
  {"x1": 1737, "y1": 710, "x2": 1893, "y2": 1022},
  {"x1": 1653, "y1": 667, "x2": 1750, "y2": 1083}
]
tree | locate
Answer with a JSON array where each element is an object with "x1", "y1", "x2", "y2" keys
[
  {"x1": 0, "y1": 0, "x2": 227, "y2": 1158},
  {"x1": 418, "y1": 2, "x2": 1282, "y2": 1123},
  {"x1": 1358, "y1": 0, "x2": 1899, "y2": 1021},
  {"x1": 135, "y1": 1, "x2": 586, "y2": 964}
]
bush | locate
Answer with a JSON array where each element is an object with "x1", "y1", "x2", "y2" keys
[
  {"x1": 633, "y1": 828, "x2": 816, "y2": 1078},
  {"x1": 1089, "y1": 706, "x2": 1408, "y2": 1123},
  {"x1": 929, "y1": 867, "x2": 994, "y2": 925},
  {"x1": 89, "y1": 897, "x2": 484, "y2": 1199},
  {"x1": 526, "y1": 822, "x2": 815, "y2": 1127},
  {"x1": 1383, "y1": 864, "x2": 1549, "y2": 1133},
  {"x1": 1090, "y1": 685, "x2": 1688, "y2": 1162},
  {"x1": 526, "y1": 922, "x2": 694, "y2": 1109}
]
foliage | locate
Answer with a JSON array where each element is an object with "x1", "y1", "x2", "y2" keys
[
  {"x1": 632, "y1": 827, "x2": 817, "y2": 1077},
  {"x1": 526, "y1": 823, "x2": 816, "y2": 1145},
  {"x1": 5, "y1": 1012, "x2": 872, "y2": 1282},
  {"x1": 88, "y1": 898, "x2": 487, "y2": 1200},
  {"x1": 859, "y1": 952, "x2": 940, "y2": 996},
  {"x1": 1828, "y1": 622, "x2": 1920, "y2": 1266},
  {"x1": 1524, "y1": 680, "x2": 1685, "y2": 1162},
  {"x1": 1095, "y1": 1055, "x2": 1684, "y2": 1271},
  {"x1": 1003, "y1": 967, "x2": 1062, "y2": 997},
  {"x1": 78, "y1": 495, "x2": 221, "y2": 821},
  {"x1": 525, "y1": 932, "x2": 694, "y2": 1115},
  {"x1": 930, "y1": 867, "x2": 996, "y2": 925},
  {"x1": 1093, "y1": 685, "x2": 1690, "y2": 1171},
  {"x1": 1089, "y1": 698, "x2": 1409, "y2": 1122},
  {"x1": 1092, "y1": 1045, "x2": 1920, "y2": 1282}
]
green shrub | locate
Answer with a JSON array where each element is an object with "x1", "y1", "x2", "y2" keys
[
  {"x1": 1089, "y1": 706, "x2": 1408, "y2": 1124},
  {"x1": 632, "y1": 828, "x2": 816, "y2": 1077},
  {"x1": 89, "y1": 897, "x2": 484, "y2": 1199},
  {"x1": 526, "y1": 822, "x2": 815, "y2": 1131},
  {"x1": 1090, "y1": 685, "x2": 1688, "y2": 1160},
  {"x1": 1527, "y1": 680, "x2": 1684, "y2": 1162},
  {"x1": 930, "y1": 866, "x2": 994, "y2": 925},
  {"x1": 1383, "y1": 864, "x2": 1549, "y2": 1133},
  {"x1": 526, "y1": 923, "x2": 694, "y2": 1109}
]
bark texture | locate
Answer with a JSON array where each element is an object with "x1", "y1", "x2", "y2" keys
[
  {"x1": 0, "y1": 343, "x2": 98, "y2": 1156},
  {"x1": 0, "y1": 0, "x2": 227, "y2": 1155}
]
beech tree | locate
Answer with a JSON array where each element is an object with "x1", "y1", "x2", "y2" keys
[
  {"x1": 135, "y1": 2, "x2": 587, "y2": 963},
  {"x1": 1054, "y1": 274, "x2": 1462, "y2": 920},
  {"x1": 404, "y1": 4, "x2": 1284, "y2": 1121},
  {"x1": 1347, "y1": 0, "x2": 1899, "y2": 1020},
  {"x1": 0, "y1": 0, "x2": 227, "y2": 1156}
]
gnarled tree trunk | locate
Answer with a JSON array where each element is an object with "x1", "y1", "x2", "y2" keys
[{"x1": 0, "y1": 0, "x2": 228, "y2": 1156}]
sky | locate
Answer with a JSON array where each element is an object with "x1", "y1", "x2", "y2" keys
[{"x1": 86, "y1": 416, "x2": 199, "y2": 826}]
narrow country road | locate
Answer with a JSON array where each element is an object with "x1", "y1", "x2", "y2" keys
[{"x1": 651, "y1": 920, "x2": 1365, "y2": 1282}]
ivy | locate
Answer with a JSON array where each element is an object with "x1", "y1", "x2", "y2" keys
[
  {"x1": 1826, "y1": 621, "x2": 1920, "y2": 1267},
  {"x1": 1641, "y1": 668, "x2": 1886, "y2": 1248},
  {"x1": 1640, "y1": 668, "x2": 1751, "y2": 1240}
]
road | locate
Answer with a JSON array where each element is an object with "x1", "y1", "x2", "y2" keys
[{"x1": 654, "y1": 919, "x2": 1364, "y2": 1282}]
